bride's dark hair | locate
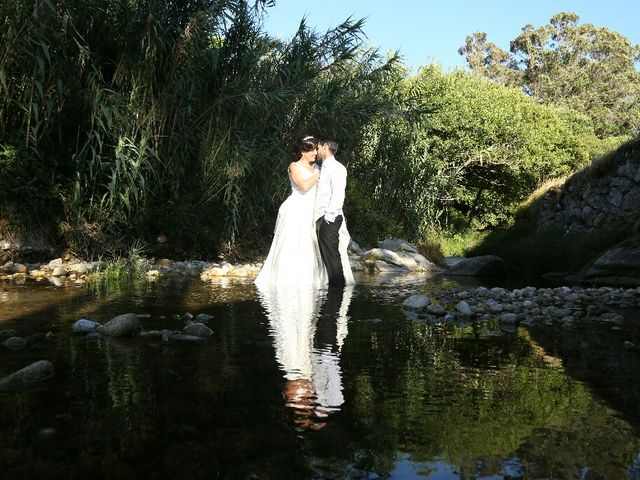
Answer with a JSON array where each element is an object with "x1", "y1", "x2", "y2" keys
[{"x1": 291, "y1": 135, "x2": 318, "y2": 161}]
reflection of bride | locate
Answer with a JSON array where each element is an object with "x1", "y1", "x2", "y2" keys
[{"x1": 256, "y1": 284, "x2": 353, "y2": 430}]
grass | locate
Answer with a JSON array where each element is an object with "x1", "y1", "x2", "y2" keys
[{"x1": 89, "y1": 242, "x2": 149, "y2": 291}]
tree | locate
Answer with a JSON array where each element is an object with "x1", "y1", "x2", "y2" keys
[{"x1": 459, "y1": 12, "x2": 640, "y2": 138}]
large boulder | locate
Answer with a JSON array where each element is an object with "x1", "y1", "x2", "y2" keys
[
  {"x1": 0, "y1": 360, "x2": 54, "y2": 392},
  {"x1": 572, "y1": 236, "x2": 640, "y2": 287},
  {"x1": 363, "y1": 248, "x2": 433, "y2": 272},
  {"x1": 96, "y1": 313, "x2": 140, "y2": 337},
  {"x1": 443, "y1": 255, "x2": 506, "y2": 277}
]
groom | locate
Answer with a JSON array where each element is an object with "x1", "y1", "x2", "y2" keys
[{"x1": 315, "y1": 138, "x2": 347, "y2": 287}]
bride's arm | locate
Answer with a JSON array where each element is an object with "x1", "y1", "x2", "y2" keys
[{"x1": 289, "y1": 163, "x2": 320, "y2": 193}]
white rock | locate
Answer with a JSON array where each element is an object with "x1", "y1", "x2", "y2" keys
[
  {"x1": 403, "y1": 295, "x2": 431, "y2": 310},
  {"x1": 48, "y1": 258, "x2": 63, "y2": 269},
  {"x1": 52, "y1": 266, "x2": 67, "y2": 277}
]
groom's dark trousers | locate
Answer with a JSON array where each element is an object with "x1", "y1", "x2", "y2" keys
[{"x1": 316, "y1": 215, "x2": 345, "y2": 287}]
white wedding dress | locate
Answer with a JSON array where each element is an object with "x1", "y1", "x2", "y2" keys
[{"x1": 255, "y1": 163, "x2": 354, "y2": 288}]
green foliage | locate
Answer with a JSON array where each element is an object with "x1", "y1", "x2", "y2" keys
[
  {"x1": 460, "y1": 12, "x2": 640, "y2": 137},
  {"x1": 0, "y1": 0, "x2": 403, "y2": 258},
  {"x1": 90, "y1": 241, "x2": 149, "y2": 292},
  {"x1": 349, "y1": 65, "x2": 620, "y2": 243},
  {"x1": 0, "y1": 2, "x2": 633, "y2": 259}
]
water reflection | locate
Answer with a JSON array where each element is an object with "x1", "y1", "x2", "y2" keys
[{"x1": 257, "y1": 284, "x2": 353, "y2": 431}]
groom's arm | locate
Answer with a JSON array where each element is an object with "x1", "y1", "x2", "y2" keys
[{"x1": 324, "y1": 165, "x2": 346, "y2": 223}]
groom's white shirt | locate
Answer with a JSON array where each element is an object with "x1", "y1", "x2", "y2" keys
[{"x1": 314, "y1": 155, "x2": 347, "y2": 223}]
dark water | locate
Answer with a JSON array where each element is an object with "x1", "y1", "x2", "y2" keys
[{"x1": 1, "y1": 274, "x2": 640, "y2": 479}]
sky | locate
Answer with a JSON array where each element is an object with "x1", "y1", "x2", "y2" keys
[{"x1": 261, "y1": 0, "x2": 640, "y2": 72}]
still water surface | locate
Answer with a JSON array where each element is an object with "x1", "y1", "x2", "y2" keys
[{"x1": 1, "y1": 274, "x2": 640, "y2": 479}]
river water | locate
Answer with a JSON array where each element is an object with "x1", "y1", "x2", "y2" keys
[{"x1": 1, "y1": 273, "x2": 640, "y2": 479}]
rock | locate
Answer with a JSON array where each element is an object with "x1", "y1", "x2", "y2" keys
[
  {"x1": 349, "y1": 239, "x2": 365, "y2": 256},
  {"x1": 195, "y1": 313, "x2": 214, "y2": 323},
  {"x1": 426, "y1": 304, "x2": 446, "y2": 316},
  {"x1": 96, "y1": 313, "x2": 140, "y2": 337},
  {"x1": 574, "y1": 236, "x2": 640, "y2": 287},
  {"x1": 85, "y1": 332, "x2": 103, "y2": 341},
  {"x1": 68, "y1": 263, "x2": 88, "y2": 275},
  {"x1": 498, "y1": 312, "x2": 518, "y2": 324},
  {"x1": 440, "y1": 256, "x2": 465, "y2": 268},
  {"x1": 11, "y1": 263, "x2": 27, "y2": 274},
  {"x1": 404, "y1": 252, "x2": 439, "y2": 271},
  {"x1": 402, "y1": 295, "x2": 431, "y2": 311},
  {"x1": 444, "y1": 255, "x2": 506, "y2": 277},
  {"x1": 363, "y1": 248, "x2": 403, "y2": 266},
  {"x1": 169, "y1": 333, "x2": 206, "y2": 342},
  {"x1": 183, "y1": 323, "x2": 213, "y2": 338},
  {"x1": 139, "y1": 329, "x2": 172, "y2": 339},
  {"x1": 0, "y1": 329, "x2": 18, "y2": 338},
  {"x1": 201, "y1": 263, "x2": 231, "y2": 278},
  {"x1": 48, "y1": 258, "x2": 63, "y2": 269},
  {"x1": 374, "y1": 260, "x2": 404, "y2": 272},
  {"x1": 443, "y1": 313, "x2": 456, "y2": 323},
  {"x1": 455, "y1": 301, "x2": 473, "y2": 316},
  {"x1": 0, "y1": 261, "x2": 13, "y2": 273},
  {"x1": 52, "y1": 266, "x2": 67, "y2": 277},
  {"x1": 393, "y1": 252, "x2": 421, "y2": 270},
  {"x1": 2, "y1": 337, "x2": 27, "y2": 350},
  {"x1": 0, "y1": 360, "x2": 54, "y2": 392},
  {"x1": 72, "y1": 319, "x2": 101, "y2": 334}
]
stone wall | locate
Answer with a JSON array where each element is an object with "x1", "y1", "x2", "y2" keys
[{"x1": 537, "y1": 138, "x2": 640, "y2": 233}]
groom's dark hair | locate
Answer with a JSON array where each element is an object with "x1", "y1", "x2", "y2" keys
[{"x1": 319, "y1": 138, "x2": 338, "y2": 155}]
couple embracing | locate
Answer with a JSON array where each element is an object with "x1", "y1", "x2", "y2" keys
[{"x1": 255, "y1": 135, "x2": 355, "y2": 288}]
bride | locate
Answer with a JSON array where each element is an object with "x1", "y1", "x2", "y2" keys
[{"x1": 254, "y1": 135, "x2": 328, "y2": 287}]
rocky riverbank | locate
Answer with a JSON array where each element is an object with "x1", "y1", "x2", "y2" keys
[
  {"x1": 0, "y1": 237, "x2": 445, "y2": 286},
  {"x1": 403, "y1": 285, "x2": 640, "y2": 340}
]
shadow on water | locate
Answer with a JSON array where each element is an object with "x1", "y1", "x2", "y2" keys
[{"x1": 1, "y1": 273, "x2": 640, "y2": 479}]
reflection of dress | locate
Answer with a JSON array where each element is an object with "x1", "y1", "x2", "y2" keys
[
  {"x1": 257, "y1": 285, "x2": 354, "y2": 415},
  {"x1": 258, "y1": 285, "x2": 321, "y2": 380},
  {"x1": 255, "y1": 163, "x2": 327, "y2": 287}
]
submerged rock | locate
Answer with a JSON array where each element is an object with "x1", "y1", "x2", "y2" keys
[
  {"x1": 169, "y1": 333, "x2": 206, "y2": 342},
  {"x1": 96, "y1": 313, "x2": 140, "y2": 337},
  {"x1": 2, "y1": 337, "x2": 27, "y2": 350},
  {"x1": 0, "y1": 360, "x2": 54, "y2": 392},
  {"x1": 72, "y1": 319, "x2": 101, "y2": 334},
  {"x1": 402, "y1": 295, "x2": 431, "y2": 311},
  {"x1": 195, "y1": 313, "x2": 214, "y2": 323},
  {"x1": 183, "y1": 323, "x2": 213, "y2": 338}
]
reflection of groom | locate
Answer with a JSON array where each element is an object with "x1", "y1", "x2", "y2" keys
[
  {"x1": 315, "y1": 138, "x2": 347, "y2": 287},
  {"x1": 312, "y1": 286, "x2": 353, "y2": 414}
]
